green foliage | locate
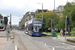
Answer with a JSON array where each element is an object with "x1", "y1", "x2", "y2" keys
[
  {"x1": 36, "y1": 12, "x2": 60, "y2": 29},
  {"x1": 35, "y1": 2, "x2": 75, "y2": 30},
  {"x1": 70, "y1": 31, "x2": 75, "y2": 34},
  {"x1": 60, "y1": 2, "x2": 75, "y2": 29},
  {"x1": 71, "y1": 9, "x2": 75, "y2": 26},
  {"x1": 71, "y1": 27, "x2": 75, "y2": 31}
]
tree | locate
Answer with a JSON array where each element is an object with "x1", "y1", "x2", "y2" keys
[
  {"x1": 60, "y1": 2, "x2": 75, "y2": 29},
  {"x1": 71, "y1": 9, "x2": 75, "y2": 27},
  {"x1": 36, "y1": 12, "x2": 60, "y2": 30}
]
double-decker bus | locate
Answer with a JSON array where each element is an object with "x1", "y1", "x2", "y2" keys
[{"x1": 25, "y1": 18, "x2": 43, "y2": 36}]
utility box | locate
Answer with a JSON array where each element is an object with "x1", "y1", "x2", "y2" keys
[{"x1": 52, "y1": 30, "x2": 57, "y2": 37}]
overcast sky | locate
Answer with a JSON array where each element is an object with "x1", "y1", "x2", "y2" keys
[{"x1": 0, "y1": 0, "x2": 74, "y2": 25}]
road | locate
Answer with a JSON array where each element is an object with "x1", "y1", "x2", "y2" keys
[{"x1": 14, "y1": 30, "x2": 75, "y2": 50}]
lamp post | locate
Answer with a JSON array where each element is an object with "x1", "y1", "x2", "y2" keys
[
  {"x1": 54, "y1": 0, "x2": 55, "y2": 30},
  {"x1": 37, "y1": 3, "x2": 43, "y2": 20},
  {"x1": 10, "y1": 14, "x2": 11, "y2": 29},
  {"x1": 4, "y1": 15, "x2": 9, "y2": 41},
  {"x1": 38, "y1": 3, "x2": 43, "y2": 32},
  {"x1": 73, "y1": 0, "x2": 75, "y2": 2}
]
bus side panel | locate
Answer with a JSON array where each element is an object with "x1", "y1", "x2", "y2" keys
[
  {"x1": 28, "y1": 23, "x2": 32, "y2": 35},
  {"x1": 32, "y1": 32, "x2": 43, "y2": 36}
]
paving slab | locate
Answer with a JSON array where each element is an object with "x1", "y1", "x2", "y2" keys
[
  {"x1": 0, "y1": 31, "x2": 15, "y2": 50},
  {"x1": 0, "y1": 38, "x2": 8, "y2": 50}
]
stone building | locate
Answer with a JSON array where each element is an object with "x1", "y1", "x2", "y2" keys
[
  {"x1": 25, "y1": 11, "x2": 35, "y2": 22},
  {"x1": 0, "y1": 14, "x2": 3, "y2": 24},
  {"x1": 19, "y1": 15, "x2": 25, "y2": 29},
  {"x1": 19, "y1": 9, "x2": 49, "y2": 28},
  {"x1": 19, "y1": 11, "x2": 35, "y2": 29},
  {"x1": 56, "y1": 5, "x2": 64, "y2": 17},
  {"x1": 35, "y1": 9, "x2": 49, "y2": 15},
  {"x1": 50, "y1": 5, "x2": 64, "y2": 17}
]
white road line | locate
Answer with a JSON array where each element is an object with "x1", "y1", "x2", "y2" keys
[
  {"x1": 35, "y1": 40, "x2": 55, "y2": 50},
  {"x1": 15, "y1": 45, "x2": 17, "y2": 50},
  {"x1": 35, "y1": 41, "x2": 45, "y2": 44},
  {"x1": 53, "y1": 47, "x2": 55, "y2": 50},
  {"x1": 63, "y1": 43, "x2": 65, "y2": 44},
  {"x1": 73, "y1": 46, "x2": 75, "y2": 47},
  {"x1": 45, "y1": 43, "x2": 46, "y2": 46},
  {"x1": 63, "y1": 43, "x2": 69, "y2": 45}
]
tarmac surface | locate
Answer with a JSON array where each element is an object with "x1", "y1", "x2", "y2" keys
[{"x1": 0, "y1": 30, "x2": 75, "y2": 50}]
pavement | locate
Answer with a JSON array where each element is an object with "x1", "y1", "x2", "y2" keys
[
  {"x1": 0, "y1": 38, "x2": 8, "y2": 50},
  {"x1": 0, "y1": 31, "x2": 11, "y2": 37},
  {"x1": 0, "y1": 31, "x2": 15, "y2": 50},
  {"x1": 43, "y1": 33, "x2": 75, "y2": 45}
]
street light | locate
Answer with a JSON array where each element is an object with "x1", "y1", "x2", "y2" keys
[
  {"x1": 54, "y1": 0, "x2": 55, "y2": 30},
  {"x1": 37, "y1": 3, "x2": 43, "y2": 20},
  {"x1": 38, "y1": 3, "x2": 43, "y2": 32}
]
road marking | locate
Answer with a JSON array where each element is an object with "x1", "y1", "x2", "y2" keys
[
  {"x1": 45, "y1": 43, "x2": 46, "y2": 46},
  {"x1": 73, "y1": 46, "x2": 75, "y2": 47},
  {"x1": 63, "y1": 43, "x2": 69, "y2": 45},
  {"x1": 35, "y1": 40, "x2": 45, "y2": 45},
  {"x1": 53, "y1": 47, "x2": 55, "y2": 50},
  {"x1": 63, "y1": 43, "x2": 65, "y2": 44},
  {"x1": 35, "y1": 40, "x2": 55, "y2": 50},
  {"x1": 15, "y1": 45, "x2": 17, "y2": 50}
]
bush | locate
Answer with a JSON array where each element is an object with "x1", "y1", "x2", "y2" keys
[
  {"x1": 70, "y1": 31, "x2": 75, "y2": 34},
  {"x1": 72, "y1": 27, "x2": 75, "y2": 31},
  {"x1": 70, "y1": 27, "x2": 75, "y2": 35}
]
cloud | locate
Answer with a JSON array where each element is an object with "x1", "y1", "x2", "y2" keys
[
  {"x1": 0, "y1": 0, "x2": 73, "y2": 25},
  {"x1": 1, "y1": 0, "x2": 28, "y2": 8},
  {"x1": 8, "y1": 15, "x2": 22, "y2": 25}
]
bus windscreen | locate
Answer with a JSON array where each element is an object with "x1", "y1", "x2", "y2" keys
[{"x1": 33, "y1": 19, "x2": 42, "y2": 24}]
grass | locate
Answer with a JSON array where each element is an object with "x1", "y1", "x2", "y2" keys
[
  {"x1": 67, "y1": 35, "x2": 75, "y2": 37},
  {"x1": 43, "y1": 32, "x2": 51, "y2": 34},
  {"x1": 43, "y1": 32, "x2": 75, "y2": 37},
  {"x1": 43, "y1": 32, "x2": 60, "y2": 35}
]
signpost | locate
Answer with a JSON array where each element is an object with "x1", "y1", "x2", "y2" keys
[
  {"x1": 50, "y1": 19, "x2": 52, "y2": 33},
  {"x1": 65, "y1": 16, "x2": 69, "y2": 41},
  {"x1": 4, "y1": 16, "x2": 9, "y2": 41}
]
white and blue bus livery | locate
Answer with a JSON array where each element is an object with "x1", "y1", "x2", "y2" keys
[{"x1": 26, "y1": 18, "x2": 43, "y2": 36}]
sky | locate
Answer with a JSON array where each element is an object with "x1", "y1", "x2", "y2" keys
[{"x1": 0, "y1": 0, "x2": 74, "y2": 25}]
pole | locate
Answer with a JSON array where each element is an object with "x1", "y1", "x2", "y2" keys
[
  {"x1": 10, "y1": 14, "x2": 11, "y2": 29},
  {"x1": 54, "y1": 0, "x2": 55, "y2": 30},
  {"x1": 51, "y1": 19, "x2": 52, "y2": 34},
  {"x1": 73, "y1": 0, "x2": 74, "y2": 2},
  {"x1": 30, "y1": 12, "x2": 31, "y2": 19},
  {"x1": 42, "y1": 3, "x2": 43, "y2": 20},
  {"x1": 6, "y1": 26, "x2": 8, "y2": 41},
  {"x1": 42, "y1": 3, "x2": 43, "y2": 32},
  {"x1": 35, "y1": 12, "x2": 36, "y2": 18},
  {"x1": 65, "y1": 16, "x2": 67, "y2": 41}
]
